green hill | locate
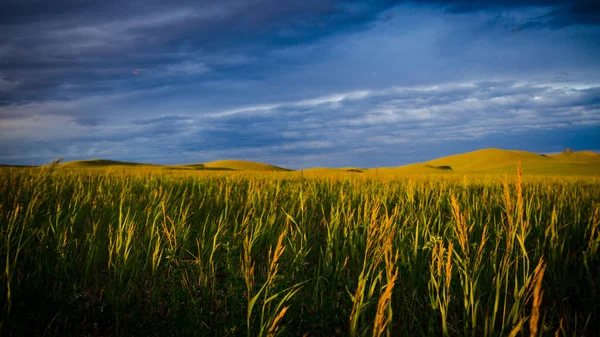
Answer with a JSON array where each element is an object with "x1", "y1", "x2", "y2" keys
[
  {"x1": 58, "y1": 159, "x2": 289, "y2": 171},
  {"x1": 549, "y1": 151, "x2": 600, "y2": 163},
  {"x1": 202, "y1": 160, "x2": 290, "y2": 171},
  {"x1": 61, "y1": 159, "x2": 150, "y2": 167},
  {"x1": 300, "y1": 167, "x2": 365, "y2": 175},
  {"x1": 390, "y1": 148, "x2": 600, "y2": 175},
  {"x1": 30, "y1": 149, "x2": 600, "y2": 176}
]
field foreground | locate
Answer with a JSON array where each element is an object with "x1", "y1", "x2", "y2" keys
[{"x1": 1, "y1": 166, "x2": 599, "y2": 336}]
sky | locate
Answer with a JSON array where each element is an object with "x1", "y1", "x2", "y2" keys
[{"x1": 1, "y1": 0, "x2": 599, "y2": 168}]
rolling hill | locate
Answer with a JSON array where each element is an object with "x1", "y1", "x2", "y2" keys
[
  {"x1": 34, "y1": 148, "x2": 600, "y2": 175},
  {"x1": 59, "y1": 159, "x2": 290, "y2": 171},
  {"x1": 388, "y1": 148, "x2": 600, "y2": 175},
  {"x1": 300, "y1": 167, "x2": 365, "y2": 174},
  {"x1": 60, "y1": 159, "x2": 152, "y2": 168},
  {"x1": 201, "y1": 160, "x2": 290, "y2": 171}
]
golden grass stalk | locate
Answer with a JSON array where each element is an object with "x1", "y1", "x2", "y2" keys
[
  {"x1": 373, "y1": 236, "x2": 399, "y2": 337},
  {"x1": 451, "y1": 194, "x2": 469, "y2": 256},
  {"x1": 372, "y1": 270, "x2": 398, "y2": 337},
  {"x1": 508, "y1": 318, "x2": 526, "y2": 337},
  {"x1": 529, "y1": 260, "x2": 546, "y2": 337},
  {"x1": 517, "y1": 161, "x2": 524, "y2": 228},
  {"x1": 428, "y1": 240, "x2": 453, "y2": 336},
  {"x1": 267, "y1": 306, "x2": 289, "y2": 337}
]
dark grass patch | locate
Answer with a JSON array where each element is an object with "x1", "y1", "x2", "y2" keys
[{"x1": 425, "y1": 165, "x2": 453, "y2": 171}]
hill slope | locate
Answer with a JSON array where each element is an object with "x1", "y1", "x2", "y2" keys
[
  {"x1": 390, "y1": 148, "x2": 600, "y2": 175},
  {"x1": 59, "y1": 159, "x2": 290, "y2": 172},
  {"x1": 33, "y1": 149, "x2": 600, "y2": 175},
  {"x1": 61, "y1": 159, "x2": 150, "y2": 167},
  {"x1": 201, "y1": 160, "x2": 290, "y2": 171}
]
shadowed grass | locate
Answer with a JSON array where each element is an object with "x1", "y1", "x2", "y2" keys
[
  {"x1": 60, "y1": 159, "x2": 152, "y2": 167},
  {"x1": 1, "y1": 150, "x2": 599, "y2": 336},
  {"x1": 0, "y1": 164, "x2": 598, "y2": 336}
]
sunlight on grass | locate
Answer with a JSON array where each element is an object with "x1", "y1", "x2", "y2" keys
[{"x1": 0, "y1": 159, "x2": 598, "y2": 336}]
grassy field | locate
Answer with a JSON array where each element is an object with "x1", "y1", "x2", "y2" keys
[{"x1": 1, "y1": 151, "x2": 599, "y2": 336}]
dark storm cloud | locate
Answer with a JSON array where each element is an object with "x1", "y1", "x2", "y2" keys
[
  {"x1": 429, "y1": 0, "x2": 599, "y2": 28},
  {"x1": 1, "y1": 0, "x2": 598, "y2": 105},
  {"x1": 0, "y1": 0, "x2": 399, "y2": 104},
  {"x1": 133, "y1": 115, "x2": 192, "y2": 125},
  {"x1": 73, "y1": 117, "x2": 104, "y2": 127},
  {"x1": 518, "y1": 1, "x2": 600, "y2": 29},
  {"x1": 3, "y1": 81, "x2": 597, "y2": 167},
  {"x1": 1, "y1": 1, "x2": 599, "y2": 166}
]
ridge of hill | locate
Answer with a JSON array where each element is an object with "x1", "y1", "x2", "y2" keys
[
  {"x1": 60, "y1": 159, "x2": 151, "y2": 167},
  {"x1": 29, "y1": 148, "x2": 600, "y2": 175},
  {"x1": 59, "y1": 159, "x2": 289, "y2": 171},
  {"x1": 388, "y1": 148, "x2": 599, "y2": 175},
  {"x1": 197, "y1": 160, "x2": 290, "y2": 171}
]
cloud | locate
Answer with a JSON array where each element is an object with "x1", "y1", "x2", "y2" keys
[
  {"x1": 162, "y1": 61, "x2": 210, "y2": 76},
  {"x1": 0, "y1": 0, "x2": 398, "y2": 103},
  {"x1": 518, "y1": 1, "x2": 600, "y2": 29},
  {"x1": 1, "y1": 80, "x2": 598, "y2": 167},
  {"x1": 1, "y1": 0, "x2": 598, "y2": 108},
  {"x1": 0, "y1": 77, "x2": 19, "y2": 92},
  {"x1": 0, "y1": 1, "x2": 599, "y2": 167},
  {"x1": 425, "y1": 1, "x2": 600, "y2": 28},
  {"x1": 132, "y1": 115, "x2": 193, "y2": 125}
]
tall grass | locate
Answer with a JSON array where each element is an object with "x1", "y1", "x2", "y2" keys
[{"x1": 0, "y1": 167, "x2": 598, "y2": 336}]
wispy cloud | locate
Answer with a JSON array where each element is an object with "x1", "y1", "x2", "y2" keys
[
  {"x1": 163, "y1": 61, "x2": 210, "y2": 76},
  {"x1": 1, "y1": 81, "x2": 598, "y2": 167}
]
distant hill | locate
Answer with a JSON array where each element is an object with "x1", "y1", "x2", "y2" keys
[
  {"x1": 21, "y1": 149, "x2": 600, "y2": 176},
  {"x1": 549, "y1": 151, "x2": 600, "y2": 162},
  {"x1": 301, "y1": 167, "x2": 364, "y2": 174},
  {"x1": 61, "y1": 159, "x2": 151, "y2": 167},
  {"x1": 0, "y1": 164, "x2": 34, "y2": 168},
  {"x1": 201, "y1": 160, "x2": 290, "y2": 171},
  {"x1": 58, "y1": 159, "x2": 290, "y2": 171},
  {"x1": 388, "y1": 148, "x2": 600, "y2": 175}
]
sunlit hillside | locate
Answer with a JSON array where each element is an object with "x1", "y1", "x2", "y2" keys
[
  {"x1": 60, "y1": 159, "x2": 154, "y2": 168},
  {"x1": 202, "y1": 159, "x2": 290, "y2": 171},
  {"x1": 56, "y1": 148, "x2": 600, "y2": 176},
  {"x1": 383, "y1": 148, "x2": 600, "y2": 175}
]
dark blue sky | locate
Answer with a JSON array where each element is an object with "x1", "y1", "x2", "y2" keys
[{"x1": 1, "y1": 0, "x2": 599, "y2": 168}]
